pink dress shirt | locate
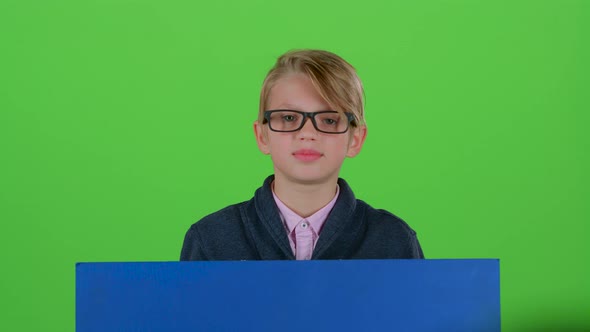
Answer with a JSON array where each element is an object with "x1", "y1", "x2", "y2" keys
[{"x1": 272, "y1": 183, "x2": 340, "y2": 260}]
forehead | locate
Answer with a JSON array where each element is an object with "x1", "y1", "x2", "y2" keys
[{"x1": 267, "y1": 73, "x2": 333, "y2": 111}]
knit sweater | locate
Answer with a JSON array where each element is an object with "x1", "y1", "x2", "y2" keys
[{"x1": 180, "y1": 175, "x2": 424, "y2": 260}]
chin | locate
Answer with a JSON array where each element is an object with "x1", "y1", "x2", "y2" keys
[
  {"x1": 286, "y1": 171, "x2": 338, "y2": 186},
  {"x1": 274, "y1": 163, "x2": 340, "y2": 185}
]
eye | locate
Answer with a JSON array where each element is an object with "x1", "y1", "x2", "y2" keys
[
  {"x1": 321, "y1": 116, "x2": 340, "y2": 126},
  {"x1": 323, "y1": 118, "x2": 337, "y2": 125},
  {"x1": 282, "y1": 115, "x2": 297, "y2": 122}
]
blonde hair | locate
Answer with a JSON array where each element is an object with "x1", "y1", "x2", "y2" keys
[{"x1": 258, "y1": 49, "x2": 366, "y2": 127}]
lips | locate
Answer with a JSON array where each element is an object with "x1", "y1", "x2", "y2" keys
[{"x1": 293, "y1": 149, "x2": 322, "y2": 162}]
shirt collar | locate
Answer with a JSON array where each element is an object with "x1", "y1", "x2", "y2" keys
[{"x1": 271, "y1": 181, "x2": 340, "y2": 234}]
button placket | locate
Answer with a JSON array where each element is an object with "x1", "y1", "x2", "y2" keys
[{"x1": 295, "y1": 220, "x2": 313, "y2": 260}]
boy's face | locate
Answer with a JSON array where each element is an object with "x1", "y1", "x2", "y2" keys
[{"x1": 254, "y1": 73, "x2": 367, "y2": 185}]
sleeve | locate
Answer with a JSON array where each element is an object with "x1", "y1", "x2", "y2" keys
[
  {"x1": 180, "y1": 224, "x2": 209, "y2": 261},
  {"x1": 410, "y1": 232, "x2": 425, "y2": 259}
]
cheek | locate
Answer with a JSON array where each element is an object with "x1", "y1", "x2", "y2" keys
[
  {"x1": 326, "y1": 138, "x2": 350, "y2": 157},
  {"x1": 268, "y1": 136, "x2": 290, "y2": 154}
]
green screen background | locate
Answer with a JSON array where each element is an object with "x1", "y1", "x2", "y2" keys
[{"x1": 1, "y1": 0, "x2": 588, "y2": 331}]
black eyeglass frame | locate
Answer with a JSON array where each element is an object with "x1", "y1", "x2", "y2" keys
[{"x1": 263, "y1": 110, "x2": 358, "y2": 134}]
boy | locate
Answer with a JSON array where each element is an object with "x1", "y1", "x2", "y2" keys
[{"x1": 180, "y1": 49, "x2": 423, "y2": 260}]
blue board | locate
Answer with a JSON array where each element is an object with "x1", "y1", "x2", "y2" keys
[{"x1": 76, "y1": 259, "x2": 500, "y2": 331}]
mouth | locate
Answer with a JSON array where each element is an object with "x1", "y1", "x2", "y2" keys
[{"x1": 293, "y1": 149, "x2": 323, "y2": 162}]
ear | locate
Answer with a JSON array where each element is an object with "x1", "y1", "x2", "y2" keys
[
  {"x1": 253, "y1": 120, "x2": 271, "y2": 155},
  {"x1": 346, "y1": 125, "x2": 367, "y2": 158}
]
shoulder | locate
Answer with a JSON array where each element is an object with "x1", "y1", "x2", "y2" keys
[
  {"x1": 357, "y1": 199, "x2": 417, "y2": 234},
  {"x1": 187, "y1": 200, "x2": 250, "y2": 237},
  {"x1": 180, "y1": 200, "x2": 252, "y2": 261},
  {"x1": 353, "y1": 199, "x2": 424, "y2": 258},
  {"x1": 337, "y1": 178, "x2": 415, "y2": 236}
]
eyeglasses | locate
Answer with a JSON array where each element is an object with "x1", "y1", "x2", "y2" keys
[{"x1": 263, "y1": 110, "x2": 357, "y2": 134}]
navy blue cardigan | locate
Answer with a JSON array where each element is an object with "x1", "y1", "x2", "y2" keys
[{"x1": 180, "y1": 175, "x2": 424, "y2": 260}]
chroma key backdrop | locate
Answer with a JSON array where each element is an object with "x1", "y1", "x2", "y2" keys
[{"x1": 0, "y1": 0, "x2": 588, "y2": 331}]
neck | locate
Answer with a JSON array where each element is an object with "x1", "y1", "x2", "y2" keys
[{"x1": 272, "y1": 175, "x2": 338, "y2": 218}]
